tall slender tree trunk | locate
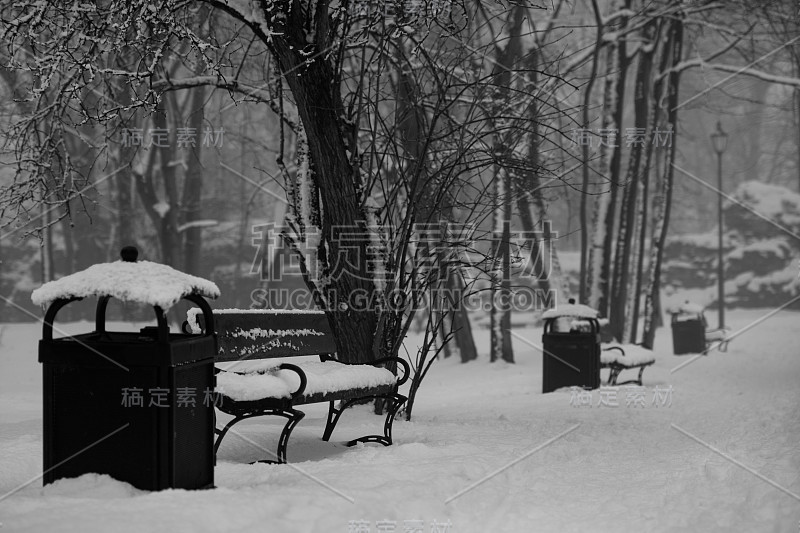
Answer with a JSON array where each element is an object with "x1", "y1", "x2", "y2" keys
[
  {"x1": 489, "y1": 6, "x2": 524, "y2": 363},
  {"x1": 580, "y1": 0, "x2": 605, "y2": 304},
  {"x1": 611, "y1": 17, "x2": 656, "y2": 343},
  {"x1": 643, "y1": 13, "x2": 684, "y2": 349},
  {"x1": 597, "y1": 1, "x2": 630, "y2": 321},
  {"x1": 632, "y1": 19, "x2": 668, "y2": 342},
  {"x1": 182, "y1": 85, "x2": 207, "y2": 275},
  {"x1": 795, "y1": 83, "x2": 800, "y2": 191},
  {"x1": 153, "y1": 99, "x2": 180, "y2": 267},
  {"x1": 517, "y1": 46, "x2": 569, "y2": 303},
  {"x1": 490, "y1": 169, "x2": 514, "y2": 363},
  {"x1": 587, "y1": 8, "x2": 626, "y2": 316}
]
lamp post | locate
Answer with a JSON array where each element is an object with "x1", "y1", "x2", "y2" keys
[{"x1": 710, "y1": 121, "x2": 728, "y2": 329}]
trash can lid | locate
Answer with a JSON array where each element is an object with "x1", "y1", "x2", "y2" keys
[
  {"x1": 31, "y1": 246, "x2": 219, "y2": 310},
  {"x1": 541, "y1": 299, "x2": 599, "y2": 320},
  {"x1": 666, "y1": 300, "x2": 705, "y2": 315}
]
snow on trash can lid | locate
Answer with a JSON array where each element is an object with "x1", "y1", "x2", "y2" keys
[
  {"x1": 541, "y1": 298, "x2": 599, "y2": 320},
  {"x1": 31, "y1": 246, "x2": 220, "y2": 311},
  {"x1": 666, "y1": 300, "x2": 705, "y2": 315}
]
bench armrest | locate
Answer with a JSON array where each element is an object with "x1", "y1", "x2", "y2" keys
[
  {"x1": 368, "y1": 356, "x2": 411, "y2": 387},
  {"x1": 277, "y1": 363, "x2": 308, "y2": 400},
  {"x1": 603, "y1": 346, "x2": 626, "y2": 357},
  {"x1": 327, "y1": 356, "x2": 410, "y2": 387}
]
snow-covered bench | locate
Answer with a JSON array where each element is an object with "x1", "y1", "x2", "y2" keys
[
  {"x1": 669, "y1": 301, "x2": 731, "y2": 354},
  {"x1": 185, "y1": 309, "x2": 409, "y2": 464},
  {"x1": 704, "y1": 328, "x2": 730, "y2": 352},
  {"x1": 600, "y1": 344, "x2": 656, "y2": 386}
]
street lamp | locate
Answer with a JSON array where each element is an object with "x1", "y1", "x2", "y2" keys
[{"x1": 710, "y1": 121, "x2": 728, "y2": 329}]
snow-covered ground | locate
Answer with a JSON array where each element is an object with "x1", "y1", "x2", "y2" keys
[{"x1": 1, "y1": 308, "x2": 799, "y2": 532}]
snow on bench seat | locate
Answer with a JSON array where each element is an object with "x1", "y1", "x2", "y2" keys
[
  {"x1": 217, "y1": 361, "x2": 398, "y2": 402},
  {"x1": 704, "y1": 328, "x2": 730, "y2": 342},
  {"x1": 600, "y1": 344, "x2": 657, "y2": 386},
  {"x1": 601, "y1": 344, "x2": 657, "y2": 367}
]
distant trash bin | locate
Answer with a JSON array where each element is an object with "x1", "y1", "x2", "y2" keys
[
  {"x1": 541, "y1": 299, "x2": 601, "y2": 393},
  {"x1": 32, "y1": 246, "x2": 219, "y2": 491},
  {"x1": 669, "y1": 301, "x2": 707, "y2": 355}
]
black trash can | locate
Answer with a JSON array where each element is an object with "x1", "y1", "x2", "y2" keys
[
  {"x1": 670, "y1": 301, "x2": 706, "y2": 355},
  {"x1": 542, "y1": 300, "x2": 601, "y2": 393},
  {"x1": 33, "y1": 247, "x2": 219, "y2": 491},
  {"x1": 670, "y1": 301, "x2": 707, "y2": 355}
]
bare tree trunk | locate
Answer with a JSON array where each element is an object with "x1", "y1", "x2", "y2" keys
[
  {"x1": 580, "y1": 0, "x2": 605, "y2": 303},
  {"x1": 447, "y1": 266, "x2": 478, "y2": 362},
  {"x1": 269, "y1": 25, "x2": 379, "y2": 364},
  {"x1": 598, "y1": 1, "x2": 630, "y2": 322},
  {"x1": 489, "y1": 6, "x2": 525, "y2": 364},
  {"x1": 182, "y1": 85, "x2": 207, "y2": 275},
  {"x1": 632, "y1": 19, "x2": 668, "y2": 342},
  {"x1": 791, "y1": 42, "x2": 800, "y2": 190},
  {"x1": 153, "y1": 99, "x2": 180, "y2": 267},
  {"x1": 41, "y1": 200, "x2": 54, "y2": 283},
  {"x1": 643, "y1": 13, "x2": 684, "y2": 349},
  {"x1": 518, "y1": 46, "x2": 566, "y2": 301},
  {"x1": 490, "y1": 168, "x2": 514, "y2": 363},
  {"x1": 587, "y1": 8, "x2": 625, "y2": 315},
  {"x1": 611, "y1": 17, "x2": 656, "y2": 343}
]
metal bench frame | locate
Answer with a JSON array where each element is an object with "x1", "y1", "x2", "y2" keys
[
  {"x1": 600, "y1": 345, "x2": 655, "y2": 386},
  {"x1": 189, "y1": 311, "x2": 409, "y2": 464}
]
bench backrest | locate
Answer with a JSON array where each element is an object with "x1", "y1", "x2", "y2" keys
[{"x1": 194, "y1": 310, "x2": 337, "y2": 362}]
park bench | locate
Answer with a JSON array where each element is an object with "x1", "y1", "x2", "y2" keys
[
  {"x1": 670, "y1": 301, "x2": 731, "y2": 354},
  {"x1": 703, "y1": 328, "x2": 730, "y2": 352},
  {"x1": 185, "y1": 309, "x2": 409, "y2": 464},
  {"x1": 564, "y1": 316, "x2": 656, "y2": 386},
  {"x1": 600, "y1": 344, "x2": 656, "y2": 386}
]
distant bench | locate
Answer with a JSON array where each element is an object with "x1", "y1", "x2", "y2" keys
[
  {"x1": 185, "y1": 309, "x2": 409, "y2": 463},
  {"x1": 600, "y1": 344, "x2": 656, "y2": 386}
]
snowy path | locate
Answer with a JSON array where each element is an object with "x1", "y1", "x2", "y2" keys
[{"x1": 1, "y1": 310, "x2": 798, "y2": 532}]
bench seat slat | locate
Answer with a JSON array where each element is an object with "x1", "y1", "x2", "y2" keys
[
  {"x1": 194, "y1": 310, "x2": 337, "y2": 361},
  {"x1": 216, "y1": 361, "x2": 398, "y2": 402},
  {"x1": 600, "y1": 344, "x2": 657, "y2": 367},
  {"x1": 217, "y1": 384, "x2": 398, "y2": 415}
]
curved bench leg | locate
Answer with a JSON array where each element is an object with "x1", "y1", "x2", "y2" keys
[
  {"x1": 323, "y1": 401, "x2": 345, "y2": 442},
  {"x1": 214, "y1": 408, "x2": 305, "y2": 464},
  {"x1": 322, "y1": 393, "x2": 407, "y2": 447},
  {"x1": 608, "y1": 367, "x2": 621, "y2": 386},
  {"x1": 348, "y1": 393, "x2": 407, "y2": 447},
  {"x1": 636, "y1": 366, "x2": 645, "y2": 386},
  {"x1": 272, "y1": 408, "x2": 306, "y2": 464},
  {"x1": 214, "y1": 413, "x2": 261, "y2": 455}
]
